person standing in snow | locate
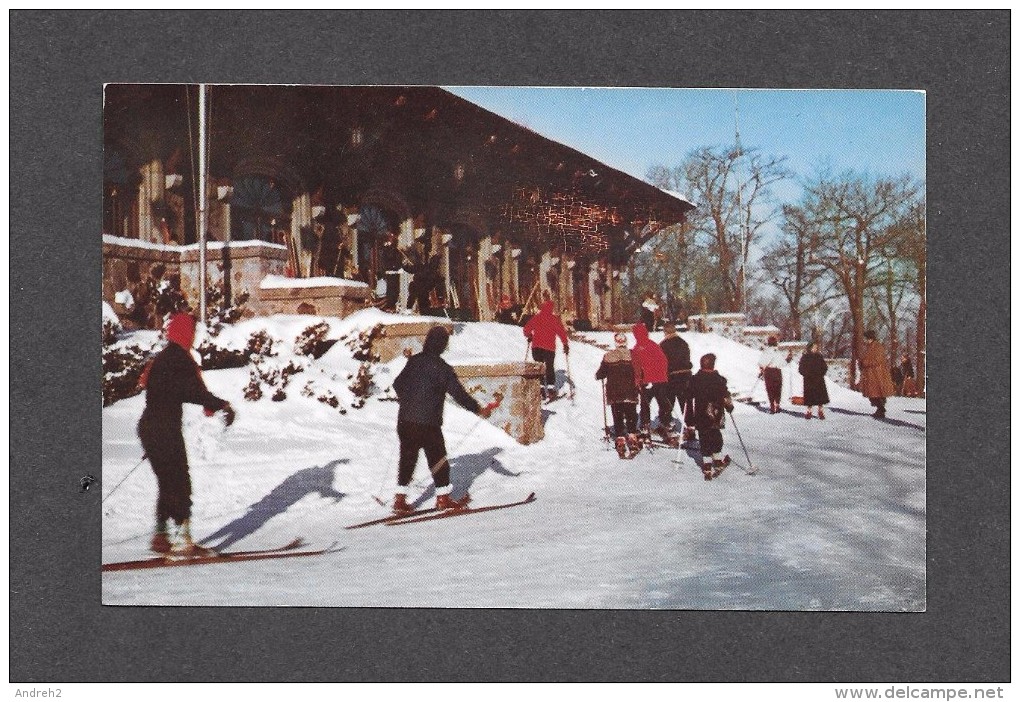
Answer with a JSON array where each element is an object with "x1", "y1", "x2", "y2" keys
[
  {"x1": 631, "y1": 322, "x2": 672, "y2": 443},
  {"x1": 522, "y1": 299, "x2": 569, "y2": 400},
  {"x1": 595, "y1": 331, "x2": 641, "y2": 458},
  {"x1": 137, "y1": 312, "x2": 235, "y2": 554},
  {"x1": 639, "y1": 291, "x2": 660, "y2": 332},
  {"x1": 391, "y1": 326, "x2": 492, "y2": 514},
  {"x1": 757, "y1": 336, "x2": 789, "y2": 414},
  {"x1": 684, "y1": 353, "x2": 734, "y2": 481},
  {"x1": 659, "y1": 322, "x2": 693, "y2": 438},
  {"x1": 798, "y1": 341, "x2": 830, "y2": 419},
  {"x1": 898, "y1": 353, "x2": 917, "y2": 397},
  {"x1": 858, "y1": 330, "x2": 896, "y2": 418}
]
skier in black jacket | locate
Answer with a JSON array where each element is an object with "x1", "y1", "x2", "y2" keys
[
  {"x1": 659, "y1": 322, "x2": 693, "y2": 441},
  {"x1": 391, "y1": 326, "x2": 490, "y2": 514},
  {"x1": 137, "y1": 312, "x2": 235, "y2": 554},
  {"x1": 684, "y1": 353, "x2": 734, "y2": 481}
]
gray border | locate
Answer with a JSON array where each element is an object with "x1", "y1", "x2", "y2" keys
[{"x1": 10, "y1": 10, "x2": 1009, "y2": 681}]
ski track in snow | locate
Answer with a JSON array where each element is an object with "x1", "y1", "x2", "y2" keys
[{"x1": 102, "y1": 312, "x2": 925, "y2": 610}]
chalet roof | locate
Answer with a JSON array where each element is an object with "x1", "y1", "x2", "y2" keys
[{"x1": 104, "y1": 84, "x2": 694, "y2": 257}]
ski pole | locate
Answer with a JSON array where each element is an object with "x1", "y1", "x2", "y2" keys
[
  {"x1": 727, "y1": 410, "x2": 758, "y2": 474},
  {"x1": 102, "y1": 454, "x2": 148, "y2": 504},
  {"x1": 565, "y1": 350, "x2": 576, "y2": 404},
  {"x1": 600, "y1": 379, "x2": 611, "y2": 444}
]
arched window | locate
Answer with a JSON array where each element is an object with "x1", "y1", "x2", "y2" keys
[{"x1": 230, "y1": 175, "x2": 290, "y2": 243}]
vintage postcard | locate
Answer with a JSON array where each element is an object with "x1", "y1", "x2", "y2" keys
[{"x1": 101, "y1": 85, "x2": 925, "y2": 609}]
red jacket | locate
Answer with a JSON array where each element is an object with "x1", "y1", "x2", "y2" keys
[
  {"x1": 523, "y1": 301, "x2": 569, "y2": 353},
  {"x1": 631, "y1": 323, "x2": 668, "y2": 384}
]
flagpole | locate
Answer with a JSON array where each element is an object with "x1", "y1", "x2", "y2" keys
[{"x1": 198, "y1": 83, "x2": 208, "y2": 326}]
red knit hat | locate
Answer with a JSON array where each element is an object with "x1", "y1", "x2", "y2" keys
[{"x1": 166, "y1": 312, "x2": 196, "y2": 349}]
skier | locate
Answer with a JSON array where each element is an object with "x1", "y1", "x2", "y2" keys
[
  {"x1": 757, "y1": 336, "x2": 789, "y2": 414},
  {"x1": 858, "y1": 330, "x2": 896, "y2": 418},
  {"x1": 522, "y1": 299, "x2": 569, "y2": 400},
  {"x1": 595, "y1": 331, "x2": 641, "y2": 458},
  {"x1": 659, "y1": 322, "x2": 693, "y2": 441},
  {"x1": 137, "y1": 312, "x2": 235, "y2": 554},
  {"x1": 630, "y1": 322, "x2": 672, "y2": 443},
  {"x1": 898, "y1": 354, "x2": 917, "y2": 397},
  {"x1": 391, "y1": 326, "x2": 492, "y2": 514},
  {"x1": 684, "y1": 353, "x2": 734, "y2": 481},
  {"x1": 798, "y1": 341, "x2": 830, "y2": 419}
]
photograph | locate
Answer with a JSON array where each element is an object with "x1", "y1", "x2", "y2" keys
[{"x1": 101, "y1": 84, "x2": 927, "y2": 610}]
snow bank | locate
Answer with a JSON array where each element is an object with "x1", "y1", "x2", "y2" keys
[{"x1": 259, "y1": 274, "x2": 369, "y2": 290}]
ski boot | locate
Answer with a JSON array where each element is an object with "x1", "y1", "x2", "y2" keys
[
  {"x1": 626, "y1": 433, "x2": 642, "y2": 459},
  {"x1": 173, "y1": 520, "x2": 216, "y2": 558},
  {"x1": 818, "y1": 409, "x2": 826, "y2": 420},
  {"x1": 436, "y1": 493, "x2": 470, "y2": 511},
  {"x1": 702, "y1": 462, "x2": 714, "y2": 481},
  {"x1": 615, "y1": 437, "x2": 629, "y2": 459},
  {"x1": 150, "y1": 522, "x2": 172, "y2": 554},
  {"x1": 711, "y1": 455, "x2": 732, "y2": 479},
  {"x1": 392, "y1": 493, "x2": 414, "y2": 515},
  {"x1": 656, "y1": 427, "x2": 679, "y2": 448}
]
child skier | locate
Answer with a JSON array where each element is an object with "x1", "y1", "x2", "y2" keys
[
  {"x1": 137, "y1": 312, "x2": 235, "y2": 554},
  {"x1": 391, "y1": 326, "x2": 492, "y2": 514},
  {"x1": 684, "y1": 353, "x2": 734, "y2": 481},
  {"x1": 595, "y1": 331, "x2": 641, "y2": 458}
]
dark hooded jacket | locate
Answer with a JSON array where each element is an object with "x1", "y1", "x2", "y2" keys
[
  {"x1": 522, "y1": 300, "x2": 569, "y2": 353},
  {"x1": 630, "y1": 323, "x2": 669, "y2": 385},
  {"x1": 685, "y1": 369, "x2": 732, "y2": 430},
  {"x1": 139, "y1": 313, "x2": 228, "y2": 429},
  {"x1": 660, "y1": 333, "x2": 692, "y2": 376},
  {"x1": 393, "y1": 327, "x2": 481, "y2": 426}
]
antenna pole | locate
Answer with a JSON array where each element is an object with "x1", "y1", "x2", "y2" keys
[
  {"x1": 734, "y1": 92, "x2": 747, "y2": 320},
  {"x1": 198, "y1": 84, "x2": 209, "y2": 326}
]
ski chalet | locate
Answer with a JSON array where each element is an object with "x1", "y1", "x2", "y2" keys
[{"x1": 103, "y1": 84, "x2": 695, "y2": 329}]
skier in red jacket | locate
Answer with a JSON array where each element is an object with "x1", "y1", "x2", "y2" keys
[
  {"x1": 631, "y1": 322, "x2": 674, "y2": 443},
  {"x1": 523, "y1": 300, "x2": 569, "y2": 400}
]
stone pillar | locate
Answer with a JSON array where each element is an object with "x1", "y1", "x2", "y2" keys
[
  {"x1": 137, "y1": 159, "x2": 164, "y2": 244},
  {"x1": 538, "y1": 251, "x2": 554, "y2": 305},
  {"x1": 609, "y1": 265, "x2": 623, "y2": 324},
  {"x1": 291, "y1": 192, "x2": 313, "y2": 277},
  {"x1": 398, "y1": 217, "x2": 415, "y2": 312},
  {"x1": 477, "y1": 235, "x2": 494, "y2": 320},
  {"x1": 560, "y1": 255, "x2": 574, "y2": 319},
  {"x1": 588, "y1": 264, "x2": 601, "y2": 328},
  {"x1": 509, "y1": 247, "x2": 521, "y2": 303}
]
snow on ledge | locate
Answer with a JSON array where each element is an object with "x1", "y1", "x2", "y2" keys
[
  {"x1": 103, "y1": 234, "x2": 287, "y2": 253},
  {"x1": 259, "y1": 274, "x2": 369, "y2": 290}
]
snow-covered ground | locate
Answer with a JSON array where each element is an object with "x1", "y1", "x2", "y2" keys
[{"x1": 102, "y1": 311, "x2": 925, "y2": 610}]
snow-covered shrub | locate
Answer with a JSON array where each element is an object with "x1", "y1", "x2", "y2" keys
[
  {"x1": 204, "y1": 283, "x2": 250, "y2": 336},
  {"x1": 345, "y1": 324, "x2": 384, "y2": 362},
  {"x1": 102, "y1": 343, "x2": 151, "y2": 406},
  {"x1": 246, "y1": 330, "x2": 277, "y2": 359},
  {"x1": 294, "y1": 322, "x2": 336, "y2": 359},
  {"x1": 245, "y1": 357, "x2": 305, "y2": 403},
  {"x1": 301, "y1": 381, "x2": 348, "y2": 415},
  {"x1": 197, "y1": 339, "x2": 249, "y2": 370},
  {"x1": 349, "y1": 362, "x2": 374, "y2": 409},
  {"x1": 102, "y1": 318, "x2": 121, "y2": 346}
]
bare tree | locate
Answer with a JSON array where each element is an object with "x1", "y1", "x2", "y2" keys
[
  {"x1": 799, "y1": 171, "x2": 922, "y2": 387},
  {"x1": 650, "y1": 147, "x2": 790, "y2": 314},
  {"x1": 890, "y1": 201, "x2": 926, "y2": 393}
]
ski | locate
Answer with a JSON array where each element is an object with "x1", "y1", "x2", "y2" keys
[
  {"x1": 102, "y1": 538, "x2": 340, "y2": 572},
  {"x1": 345, "y1": 506, "x2": 440, "y2": 530},
  {"x1": 386, "y1": 493, "x2": 536, "y2": 526}
]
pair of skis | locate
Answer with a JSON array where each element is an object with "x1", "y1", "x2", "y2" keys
[
  {"x1": 346, "y1": 492, "x2": 537, "y2": 529},
  {"x1": 101, "y1": 538, "x2": 342, "y2": 572}
]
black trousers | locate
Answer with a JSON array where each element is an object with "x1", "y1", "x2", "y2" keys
[
  {"x1": 697, "y1": 426, "x2": 724, "y2": 457},
  {"x1": 639, "y1": 382, "x2": 673, "y2": 428},
  {"x1": 532, "y1": 347, "x2": 556, "y2": 388},
  {"x1": 138, "y1": 419, "x2": 192, "y2": 525},
  {"x1": 610, "y1": 403, "x2": 638, "y2": 438},
  {"x1": 763, "y1": 367, "x2": 783, "y2": 405},
  {"x1": 665, "y1": 373, "x2": 691, "y2": 427},
  {"x1": 397, "y1": 421, "x2": 451, "y2": 489}
]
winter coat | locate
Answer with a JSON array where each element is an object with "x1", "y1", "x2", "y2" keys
[
  {"x1": 685, "y1": 369, "x2": 733, "y2": 430},
  {"x1": 138, "y1": 317, "x2": 228, "y2": 430},
  {"x1": 660, "y1": 334, "x2": 693, "y2": 376},
  {"x1": 631, "y1": 323, "x2": 669, "y2": 385},
  {"x1": 798, "y1": 351, "x2": 830, "y2": 406},
  {"x1": 393, "y1": 327, "x2": 481, "y2": 426},
  {"x1": 595, "y1": 348, "x2": 639, "y2": 404},
  {"x1": 522, "y1": 300, "x2": 569, "y2": 353},
  {"x1": 858, "y1": 340, "x2": 896, "y2": 399}
]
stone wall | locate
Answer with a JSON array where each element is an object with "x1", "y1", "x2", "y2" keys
[
  {"x1": 257, "y1": 280, "x2": 373, "y2": 319},
  {"x1": 372, "y1": 321, "x2": 456, "y2": 363},
  {"x1": 178, "y1": 241, "x2": 289, "y2": 317},
  {"x1": 453, "y1": 361, "x2": 546, "y2": 445},
  {"x1": 686, "y1": 313, "x2": 747, "y2": 342},
  {"x1": 102, "y1": 237, "x2": 180, "y2": 319}
]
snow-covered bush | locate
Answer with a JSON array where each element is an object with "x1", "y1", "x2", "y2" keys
[
  {"x1": 294, "y1": 322, "x2": 336, "y2": 359},
  {"x1": 204, "y1": 283, "x2": 251, "y2": 336},
  {"x1": 197, "y1": 339, "x2": 250, "y2": 370},
  {"x1": 102, "y1": 343, "x2": 151, "y2": 407},
  {"x1": 245, "y1": 357, "x2": 304, "y2": 403},
  {"x1": 349, "y1": 363, "x2": 374, "y2": 408},
  {"x1": 301, "y1": 381, "x2": 348, "y2": 415},
  {"x1": 345, "y1": 323, "x2": 384, "y2": 362}
]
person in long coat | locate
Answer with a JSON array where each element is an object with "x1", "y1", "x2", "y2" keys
[
  {"x1": 798, "y1": 341, "x2": 830, "y2": 419},
  {"x1": 858, "y1": 330, "x2": 896, "y2": 418}
]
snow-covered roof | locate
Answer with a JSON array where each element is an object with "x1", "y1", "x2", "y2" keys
[{"x1": 657, "y1": 187, "x2": 697, "y2": 209}]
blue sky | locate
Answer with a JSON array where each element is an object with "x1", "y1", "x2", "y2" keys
[{"x1": 445, "y1": 87, "x2": 926, "y2": 204}]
